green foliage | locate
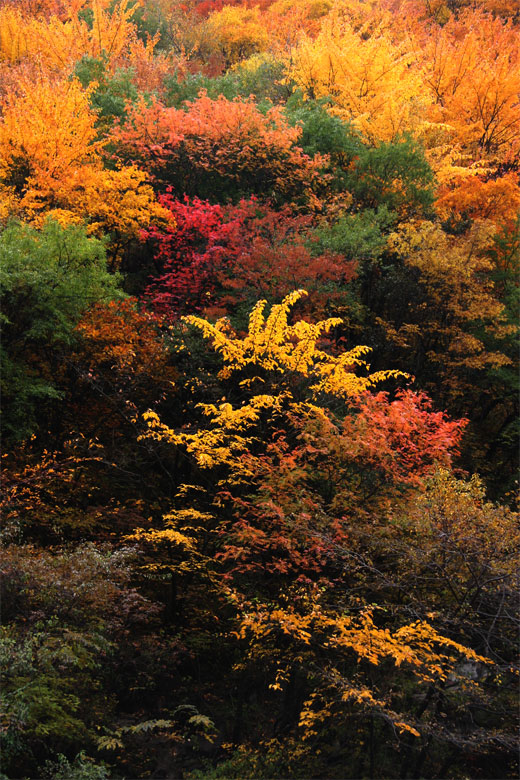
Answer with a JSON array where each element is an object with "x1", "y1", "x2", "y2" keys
[
  {"x1": 311, "y1": 207, "x2": 393, "y2": 263},
  {"x1": 163, "y1": 56, "x2": 289, "y2": 109},
  {"x1": 131, "y1": 1, "x2": 172, "y2": 51},
  {"x1": 42, "y1": 752, "x2": 110, "y2": 780},
  {"x1": 230, "y1": 54, "x2": 292, "y2": 105},
  {"x1": 285, "y1": 94, "x2": 363, "y2": 190},
  {"x1": 285, "y1": 99, "x2": 434, "y2": 219},
  {"x1": 0, "y1": 621, "x2": 110, "y2": 775},
  {"x1": 0, "y1": 219, "x2": 121, "y2": 442},
  {"x1": 346, "y1": 136, "x2": 435, "y2": 219},
  {"x1": 188, "y1": 738, "x2": 324, "y2": 779},
  {"x1": 75, "y1": 55, "x2": 139, "y2": 125},
  {"x1": 0, "y1": 543, "x2": 165, "y2": 778},
  {"x1": 163, "y1": 70, "x2": 239, "y2": 107}
]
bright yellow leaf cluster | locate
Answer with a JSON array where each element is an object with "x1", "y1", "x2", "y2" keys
[
  {"x1": 142, "y1": 293, "x2": 405, "y2": 483},
  {"x1": 289, "y1": 15, "x2": 430, "y2": 143},
  {"x1": 0, "y1": 0, "x2": 140, "y2": 70},
  {"x1": 184, "y1": 290, "x2": 405, "y2": 397},
  {"x1": 143, "y1": 396, "x2": 283, "y2": 475},
  {"x1": 242, "y1": 601, "x2": 491, "y2": 741}
]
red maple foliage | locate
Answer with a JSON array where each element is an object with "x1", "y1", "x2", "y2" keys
[{"x1": 143, "y1": 194, "x2": 357, "y2": 318}]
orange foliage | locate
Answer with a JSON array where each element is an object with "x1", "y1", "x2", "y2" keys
[
  {"x1": 113, "y1": 92, "x2": 327, "y2": 205},
  {"x1": 263, "y1": 0, "x2": 333, "y2": 53},
  {"x1": 0, "y1": 0, "x2": 140, "y2": 71},
  {"x1": 116, "y1": 36, "x2": 175, "y2": 94},
  {"x1": 1, "y1": 440, "x2": 152, "y2": 542},
  {"x1": 0, "y1": 0, "x2": 70, "y2": 19},
  {"x1": 0, "y1": 75, "x2": 101, "y2": 183},
  {"x1": 416, "y1": 9, "x2": 520, "y2": 163},
  {"x1": 76, "y1": 299, "x2": 174, "y2": 384},
  {"x1": 0, "y1": 74, "x2": 171, "y2": 244},
  {"x1": 436, "y1": 173, "x2": 520, "y2": 226},
  {"x1": 446, "y1": 0, "x2": 520, "y2": 18},
  {"x1": 75, "y1": 298, "x2": 176, "y2": 409}
]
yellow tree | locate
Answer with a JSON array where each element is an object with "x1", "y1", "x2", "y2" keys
[
  {"x1": 0, "y1": 0, "x2": 140, "y2": 72},
  {"x1": 289, "y1": 14, "x2": 429, "y2": 143},
  {"x1": 202, "y1": 6, "x2": 269, "y2": 68},
  {"x1": 0, "y1": 75, "x2": 171, "y2": 253},
  {"x1": 383, "y1": 220, "x2": 515, "y2": 403}
]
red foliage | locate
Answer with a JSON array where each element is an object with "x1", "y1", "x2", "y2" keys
[
  {"x1": 213, "y1": 390, "x2": 466, "y2": 587},
  {"x1": 142, "y1": 194, "x2": 255, "y2": 315},
  {"x1": 216, "y1": 213, "x2": 357, "y2": 316},
  {"x1": 341, "y1": 389, "x2": 468, "y2": 488},
  {"x1": 143, "y1": 194, "x2": 357, "y2": 318},
  {"x1": 215, "y1": 433, "x2": 351, "y2": 586}
]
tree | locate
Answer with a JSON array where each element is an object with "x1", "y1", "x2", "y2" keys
[
  {"x1": 436, "y1": 172, "x2": 520, "y2": 227},
  {"x1": 143, "y1": 195, "x2": 357, "y2": 319},
  {"x1": 0, "y1": 0, "x2": 140, "y2": 71},
  {"x1": 201, "y1": 6, "x2": 269, "y2": 67},
  {"x1": 381, "y1": 220, "x2": 515, "y2": 400},
  {"x1": 71, "y1": 298, "x2": 177, "y2": 440},
  {"x1": 0, "y1": 220, "x2": 120, "y2": 442},
  {"x1": 129, "y1": 291, "x2": 504, "y2": 778},
  {"x1": 0, "y1": 543, "x2": 165, "y2": 779},
  {"x1": 416, "y1": 8, "x2": 520, "y2": 163},
  {"x1": 112, "y1": 92, "x2": 328, "y2": 206},
  {"x1": 0, "y1": 74, "x2": 172, "y2": 257},
  {"x1": 289, "y1": 14, "x2": 430, "y2": 144}
]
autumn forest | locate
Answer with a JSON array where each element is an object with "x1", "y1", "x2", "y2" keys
[{"x1": 0, "y1": 0, "x2": 518, "y2": 778}]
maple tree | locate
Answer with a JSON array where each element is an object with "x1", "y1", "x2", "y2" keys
[
  {"x1": 112, "y1": 92, "x2": 327, "y2": 205},
  {"x1": 142, "y1": 194, "x2": 358, "y2": 318}
]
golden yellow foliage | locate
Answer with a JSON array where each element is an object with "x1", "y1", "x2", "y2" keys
[
  {"x1": 0, "y1": 75, "x2": 101, "y2": 181},
  {"x1": 0, "y1": 74, "x2": 171, "y2": 247},
  {"x1": 203, "y1": 6, "x2": 269, "y2": 67},
  {"x1": 241, "y1": 599, "x2": 491, "y2": 740},
  {"x1": 140, "y1": 292, "x2": 406, "y2": 485},
  {"x1": 183, "y1": 290, "x2": 405, "y2": 395},
  {"x1": 289, "y1": 15, "x2": 430, "y2": 143},
  {"x1": 387, "y1": 221, "x2": 515, "y2": 373},
  {"x1": 0, "y1": 8, "x2": 30, "y2": 63},
  {"x1": 0, "y1": 0, "x2": 140, "y2": 70}
]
